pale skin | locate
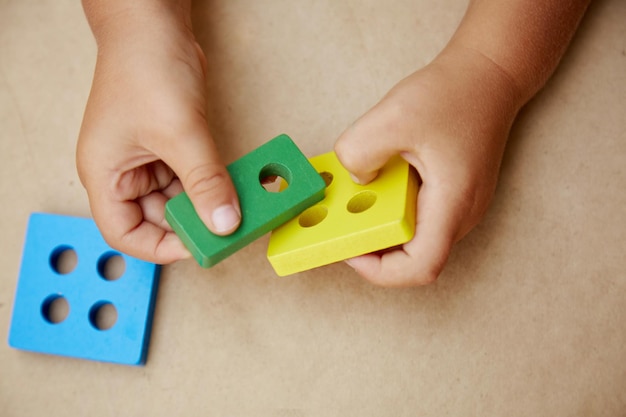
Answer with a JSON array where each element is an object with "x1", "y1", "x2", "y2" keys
[{"x1": 78, "y1": 0, "x2": 590, "y2": 287}]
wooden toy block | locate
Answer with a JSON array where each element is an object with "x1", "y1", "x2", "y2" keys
[
  {"x1": 165, "y1": 134, "x2": 326, "y2": 268},
  {"x1": 8, "y1": 213, "x2": 160, "y2": 365},
  {"x1": 266, "y1": 152, "x2": 419, "y2": 276}
]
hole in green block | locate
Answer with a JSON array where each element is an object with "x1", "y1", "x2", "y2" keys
[
  {"x1": 347, "y1": 191, "x2": 377, "y2": 214},
  {"x1": 299, "y1": 205, "x2": 328, "y2": 228},
  {"x1": 41, "y1": 295, "x2": 70, "y2": 324},
  {"x1": 89, "y1": 301, "x2": 118, "y2": 331},
  {"x1": 50, "y1": 246, "x2": 77, "y2": 275},
  {"x1": 259, "y1": 162, "x2": 292, "y2": 193}
]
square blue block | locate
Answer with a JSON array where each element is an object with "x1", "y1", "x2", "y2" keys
[{"x1": 8, "y1": 213, "x2": 161, "y2": 365}]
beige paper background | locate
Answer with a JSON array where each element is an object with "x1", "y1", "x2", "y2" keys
[{"x1": 1, "y1": 1, "x2": 625, "y2": 415}]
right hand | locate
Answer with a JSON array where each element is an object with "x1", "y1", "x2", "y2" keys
[
  {"x1": 334, "y1": 46, "x2": 521, "y2": 286},
  {"x1": 77, "y1": 6, "x2": 241, "y2": 264}
]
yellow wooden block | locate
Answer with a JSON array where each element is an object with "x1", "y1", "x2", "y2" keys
[{"x1": 267, "y1": 151, "x2": 419, "y2": 276}]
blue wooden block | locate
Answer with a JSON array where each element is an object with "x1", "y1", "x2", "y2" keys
[
  {"x1": 165, "y1": 134, "x2": 326, "y2": 268},
  {"x1": 8, "y1": 213, "x2": 161, "y2": 366}
]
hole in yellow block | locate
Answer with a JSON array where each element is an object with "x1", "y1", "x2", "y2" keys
[
  {"x1": 299, "y1": 205, "x2": 328, "y2": 228},
  {"x1": 346, "y1": 190, "x2": 377, "y2": 213},
  {"x1": 319, "y1": 171, "x2": 334, "y2": 187}
]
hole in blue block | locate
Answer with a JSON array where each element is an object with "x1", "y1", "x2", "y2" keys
[
  {"x1": 41, "y1": 294, "x2": 70, "y2": 324},
  {"x1": 49, "y1": 246, "x2": 77, "y2": 275},
  {"x1": 97, "y1": 252, "x2": 126, "y2": 281},
  {"x1": 89, "y1": 301, "x2": 118, "y2": 331},
  {"x1": 259, "y1": 163, "x2": 292, "y2": 193}
]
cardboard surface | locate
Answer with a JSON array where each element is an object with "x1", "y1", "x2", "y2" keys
[{"x1": 1, "y1": 0, "x2": 625, "y2": 415}]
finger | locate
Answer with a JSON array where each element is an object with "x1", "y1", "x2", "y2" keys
[
  {"x1": 136, "y1": 179, "x2": 184, "y2": 231},
  {"x1": 114, "y1": 160, "x2": 176, "y2": 201},
  {"x1": 158, "y1": 123, "x2": 241, "y2": 236},
  {"x1": 89, "y1": 190, "x2": 191, "y2": 264},
  {"x1": 137, "y1": 191, "x2": 172, "y2": 231},
  {"x1": 345, "y1": 178, "x2": 467, "y2": 287},
  {"x1": 334, "y1": 103, "x2": 409, "y2": 185},
  {"x1": 162, "y1": 178, "x2": 183, "y2": 198}
]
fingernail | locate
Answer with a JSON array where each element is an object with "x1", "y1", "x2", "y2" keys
[
  {"x1": 350, "y1": 172, "x2": 377, "y2": 185},
  {"x1": 344, "y1": 258, "x2": 356, "y2": 269},
  {"x1": 211, "y1": 204, "x2": 241, "y2": 234},
  {"x1": 349, "y1": 174, "x2": 363, "y2": 185}
]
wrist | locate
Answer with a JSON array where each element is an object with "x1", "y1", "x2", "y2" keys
[
  {"x1": 433, "y1": 44, "x2": 526, "y2": 115},
  {"x1": 82, "y1": 0, "x2": 193, "y2": 52}
]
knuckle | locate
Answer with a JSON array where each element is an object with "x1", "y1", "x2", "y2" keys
[
  {"x1": 415, "y1": 267, "x2": 441, "y2": 286},
  {"x1": 409, "y1": 254, "x2": 447, "y2": 287},
  {"x1": 184, "y1": 164, "x2": 231, "y2": 198},
  {"x1": 150, "y1": 161, "x2": 176, "y2": 191},
  {"x1": 334, "y1": 143, "x2": 362, "y2": 173},
  {"x1": 456, "y1": 181, "x2": 495, "y2": 230},
  {"x1": 364, "y1": 262, "x2": 442, "y2": 288},
  {"x1": 100, "y1": 227, "x2": 126, "y2": 255},
  {"x1": 333, "y1": 139, "x2": 350, "y2": 163},
  {"x1": 401, "y1": 267, "x2": 441, "y2": 287}
]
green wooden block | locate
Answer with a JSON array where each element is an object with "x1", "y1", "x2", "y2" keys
[{"x1": 165, "y1": 134, "x2": 326, "y2": 268}]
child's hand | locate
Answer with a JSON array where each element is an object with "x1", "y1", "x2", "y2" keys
[
  {"x1": 334, "y1": 46, "x2": 523, "y2": 287},
  {"x1": 77, "y1": 6, "x2": 240, "y2": 264}
]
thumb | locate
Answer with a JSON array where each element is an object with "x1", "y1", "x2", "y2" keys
[
  {"x1": 334, "y1": 108, "x2": 404, "y2": 185},
  {"x1": 161, "y1": 127, "x2": 241, "y2": 236}
]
